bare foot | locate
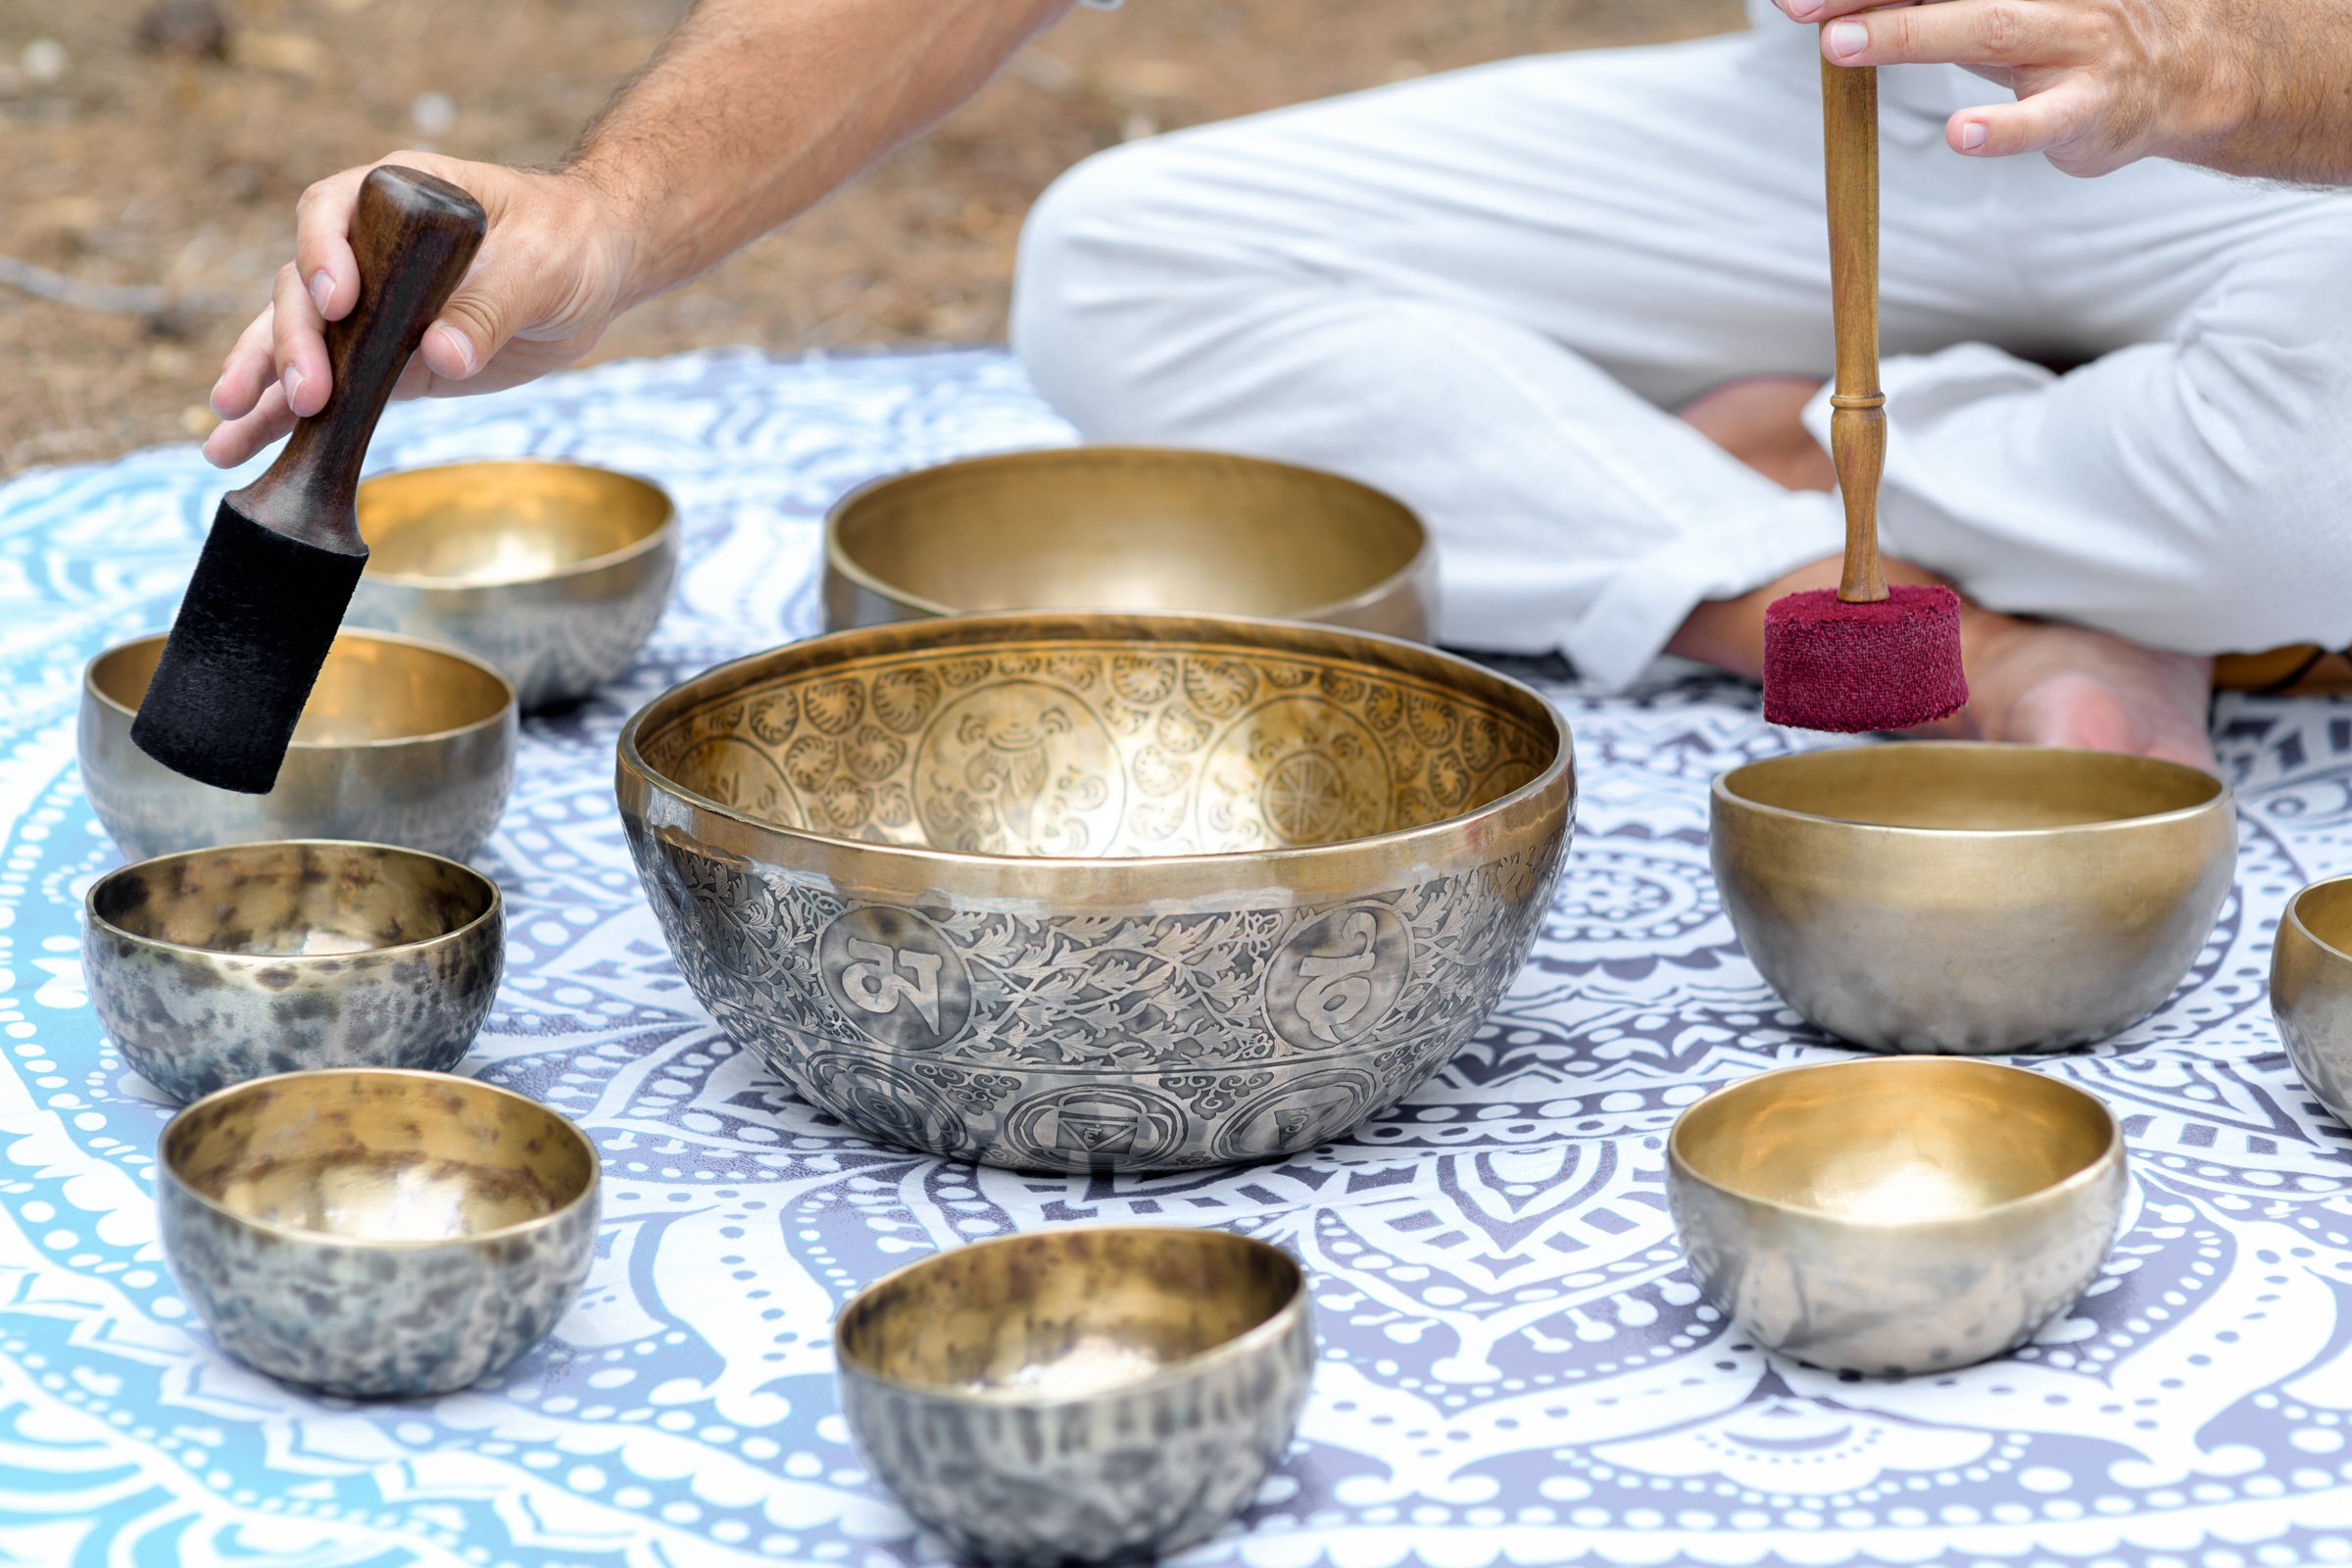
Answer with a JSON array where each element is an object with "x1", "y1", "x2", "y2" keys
[
  {"x1": 1677, "y1": 374, "x2": 1837, "y2": 493},
  {"x1": 1943, "y1": 611, "x2": 2218, "y2": 770},
  {"x1": 1668, "y1": 557, "x2": 2220, "y2": 771}
]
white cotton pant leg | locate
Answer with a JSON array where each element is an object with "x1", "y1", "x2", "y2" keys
[{"x1": 1010, "y1": 20, "x2": 2352, "y2": 689}]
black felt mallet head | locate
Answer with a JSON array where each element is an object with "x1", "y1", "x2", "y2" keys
[
  {"x1": 130, "y1": 166, "x2": 486, "y2": 794},
  {"x1": 1761, "y1": 55, "x2": 1967, "y2": 734}
]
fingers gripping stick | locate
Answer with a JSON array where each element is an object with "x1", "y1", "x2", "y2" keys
[{"x1": 131, "y1": 168, "x2": 486, "y2": 793}]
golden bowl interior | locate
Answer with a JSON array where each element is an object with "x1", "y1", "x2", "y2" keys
[
  {"x1": 90, "y1": 842, "x2": 494, "y2": 957},
  {"x1": 164, "y1": 1071, "x2": 595, "y2": 1246},
  {"x1": 357, "y1": 460, "x2": 673, "y2": 586},
  {"x1": 1674, "y1": 1059, "x2": 2116, "y2": 1224},
  {"x1": 831, "y1": 448, "x2": 1424, "y2": 621},
  {"x1": 92, "y1": 632, "x2": 511, "y2": 749},
  {"x1": 2293, "y1": 878, "x2": 2352, "y2": 960},
  {"x1": 635, "y1": 625, "x2": 1557, "y2": 857},
  {"x1": 1721, "y1": 744, "x2": 2222, "y2": 831},
  {"x1": 838, "y1": 1228, "x2": 1301, "y2": 1399}
]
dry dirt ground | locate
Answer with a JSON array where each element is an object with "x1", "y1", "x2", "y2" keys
[{"x1": 0, "y1": 0, "x2": 1741, "y2": 474}]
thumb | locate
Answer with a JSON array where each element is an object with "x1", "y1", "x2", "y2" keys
[{"x1": 417, "y1": 277, "x2": 504, "y2": 382}]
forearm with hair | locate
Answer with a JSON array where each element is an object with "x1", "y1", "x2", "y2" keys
[
  {"x1": 565, "y1": 0, "x2": 1074, "y2": 306},
  {"x1": 2173, "y1": 0, "x2": 2352, "y2": 183}
]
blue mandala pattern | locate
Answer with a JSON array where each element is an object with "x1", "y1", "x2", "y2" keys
[{"x1": 3, "y1": 347, "x2": 2352, "y2": 1564}]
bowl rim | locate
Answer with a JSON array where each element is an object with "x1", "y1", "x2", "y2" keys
[
  {"x1": 159, "y1": 1066, "x2": 600, "y2": 1250},
  {"x1": 86, "y1": 627, "x2": 517, "y2": 750},
  {"x1": 355, "y1": 457, "x2": 678, "y2": 589},
  {"x1": 2286, "y1": 874, "x2": 2352, "y2": 964},
  {"x1": 1666, "y1": 1055, "x2": 2125, "y2": 1229},
  {"x1": 822, "y1": 444, "x2": 1432, "y2": 628},
  {"x1": 1712, "y1": 740, "x2": 2231, "y2": 837},
  {"x1": 832, "y1": 1224, "x2": 1309, "y2": 1405},
  {"x1": 614, "y1": 610, "x2": 1574, "y2": 882},
  {"x1": 85, "y1": 838, "x2": 503, "y2": 963}
]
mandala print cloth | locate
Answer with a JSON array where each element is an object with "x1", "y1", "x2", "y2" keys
[{"x1": 1, "y1": 347, "x2": 2348, "y2": 1568}]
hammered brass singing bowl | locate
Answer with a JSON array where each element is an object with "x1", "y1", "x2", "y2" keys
[
  {"x1": 1668, "y1": 1057, "x2": 2128, "y2": 1375},
  {"x1": 2273, "y1": 876, "x2": 2352, "y2": 1126},
  {"x1": 824, "y1": 446, "x2": 1432, "y2": 640},
  {"x1": 837, "y1": 1227, "x2": 1315, "y2": 1566},
  {"x1": 1712, "y1": 743, "x2": 2233, "y2": 1054},
  {"x1": 158, "y1": 1068, "x2": 599, "y2": 1398},
  {"x1": 350, "y1": 459, "x2": 678, "y2": 709},
  {"x1": 80, "y1": 630, "x2": 515, "y2": 861},
  {"x1": 616, "y1": 612, "x2": 1575, "y2": 1172},
  {"x1": 85, "y1": 841, "x2": 503, "y2": 1103}
]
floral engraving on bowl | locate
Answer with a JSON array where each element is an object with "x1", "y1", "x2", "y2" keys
[{"x1": 627, "y1": 832, "x2": 1565, "y2": 1171}]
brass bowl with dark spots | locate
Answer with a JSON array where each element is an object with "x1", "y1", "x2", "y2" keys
[
  {"x1": 159, "y1": 1067, "x2": 600, "y2": 1398},
  {"x1": 85, "y1": 840, "x2": 503, "y2": 1103},
  {"x1": 837, "y1": 1225, "x2": 1316, "y2": 1565}
]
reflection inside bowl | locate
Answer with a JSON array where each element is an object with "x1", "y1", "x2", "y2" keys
[
  {"x1": 165, "y1": 1072, "x2": 594, "y2": 1245},
  {"x1": 1673, "y1": 1058, "x2": 2115, "y2": 1224},
  {"x1": 358, "y1": 461, "x2": 672, "y2": 585},
  {"x1": 90, "y1": 634, "x2": 511, "y2": 749},
  {"x1": 637, "y1": 634, "x2": 1558, "y2": 857},
  {"x1": 1722, "y1": 744, "x2": 2223, "y2": 831},
  {"x1": 838, "y1": 1228, "x2": 1303, "y2": 1400},
  {"x1": 90, "y1": 841, "x2": 494, "y2": 958}
]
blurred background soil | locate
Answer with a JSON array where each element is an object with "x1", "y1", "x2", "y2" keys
[{"x1": 0, "y1": 0, "x2": 1740, "y2": 473}]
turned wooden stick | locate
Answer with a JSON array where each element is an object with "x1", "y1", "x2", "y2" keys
[{"x1": 1822, "y1": 50, "x2": 1887, "y2": 605}]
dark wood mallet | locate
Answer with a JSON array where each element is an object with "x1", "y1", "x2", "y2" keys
[
  {"x1": 1761, "y1": 53, "x2": 1968, "y2": 733},
  {"x1": 131, "y1": 166, "x2": 485, "y2": 794}
]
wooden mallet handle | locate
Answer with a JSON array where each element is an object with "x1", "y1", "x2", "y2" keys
[{"x1": 1823, "y1": 50, "x2": 1887, "y2": 605}]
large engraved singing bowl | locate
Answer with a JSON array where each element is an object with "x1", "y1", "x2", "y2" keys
[
  {"x1": 2273, "y1": 876, "x2": 2352, "y2": 1126},
  {"x1": 824, "y1": 446, "x2": 1432, "y2": 640},
  {"x1": 81, "y1": 630, "x2": 516, "y2": 862},
  {"x1": 1712, "y1": 743, "x2": 2233, "y2": 1054},
  {"x1": 1668, "y1": 1056, "x2": 2127, "y2": 1375},
  {"x1": 838, "y1": 1226, "x2": 1315, "y2": 1565},
  {"x1": 349, "y1": 460, "x2": 678, "y2": 710},
  {"x1": 615, "y1": 612, "x2": 1573, "y2": 1172}
]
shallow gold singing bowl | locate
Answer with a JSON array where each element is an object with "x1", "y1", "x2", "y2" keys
[
  {"x1": 824, "y1": 446, "x2": 1432, "y2": 640},
  {"x1": 1711, "y1": 743, "x2": 2234, "y2": 1054},
  {"x1": 158, "y1": 1068, "x2": 600, "y2": 1397},
  {"x1": 616, "y1": 612, "x2": 1574, "y2": 1171},
  {"x1": 1668, "y1": 1057, "x2": 2128, "y2": 1375},
  {"x1": 79, "y1": 630, "x2": 515, "y2": 861},
  {"x1": 2273, "y1": 876, "x2": 2352, "y2": 1126},
  {"x1": 836, "y1": 1228, "x2": 1316, "y2": 1564},
  {"x1": 349, "y1": 460, "x2": 678, "y2": 709}
]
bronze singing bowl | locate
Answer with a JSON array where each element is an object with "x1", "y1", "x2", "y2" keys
[
  {"x1": 837, "y1": 1226, "x2": 1315, "y2": 1565},
  {"x1": 349, "y1": 460, "x2": 679, "y2": 709},
  {"x1": 2273, "y1": 876, "x2": 2352, "y2": 1125},
  {"x1": 823, "y1": 446, "x2": 1432, "y2": 640},
  {"x1": 1668, "y1": 1056, "x2": 2128, "y2": 1375},
  {"x1": 80, "y1": 629, "x2": 515, "y2": 861},
  {"x1": 615, "y1": 612, "x2": 1574, "y2": 1172},
  {"x1": 1712, "y1": 743, "x2": 2233, "y2": 1054},
  {"x1": 84, "y1": 840, "x2": 504, "y2": 1103},
  {"x1": 159, "y1": 1068, "x2": 600, "y2": 1398}
]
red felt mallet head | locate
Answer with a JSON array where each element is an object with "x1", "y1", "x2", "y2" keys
[{"x1": 1760, "y1": 54, "x2": 1967, "y2": 734}]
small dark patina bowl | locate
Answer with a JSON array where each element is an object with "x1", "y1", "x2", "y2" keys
[
  {"x1": 84, "y1": 840, "x2": 502, "y2": 1103},
  {"x1": 159, "y1": 1068, "x2": 600, "y2": 1398},
  {"x1": 837, "y1": 1226, "x2": 1315, "y2": 1565}
]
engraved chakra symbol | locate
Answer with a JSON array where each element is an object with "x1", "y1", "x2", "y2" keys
[{"x1": 1260, "y1": 752, "x2": 1349, "y2": 845}]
